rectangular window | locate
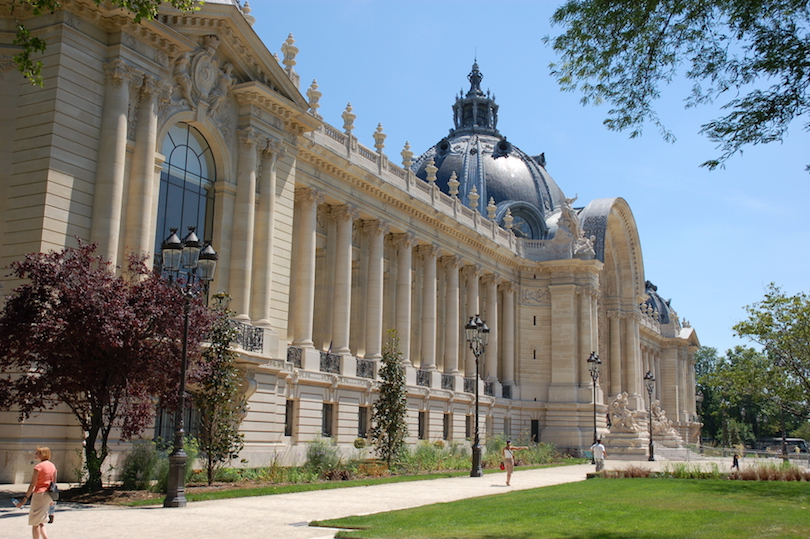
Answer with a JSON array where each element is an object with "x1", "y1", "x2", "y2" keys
[
  {"x1": 503, "y1": 417, "x2": 511, "y2": 439},
  {"x1": 284, "y1": 400, "x2": 295, "y2": 437},
  {"x1": 465, "y1": 415, "x2": 472, "y2": 440},
  {"x1": 358, "y1": 406, "x2": 369, "y2": 438},
  {"x1": 443, "y1": 413, "x2": 451, "y2": 440},
  {"x1": 322, "y1": 403, "x2": 334, "y2": 438},
  {"x1": 531, "y1": 420, "x2": 540, "y2": 443},
  {"x1": 418, "y1": 411, "x2": 426, "y2": 440}
]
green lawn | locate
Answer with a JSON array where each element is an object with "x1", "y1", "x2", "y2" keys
[{"x1": 314, "y1": 478, "x2": 810, "y2": 539}]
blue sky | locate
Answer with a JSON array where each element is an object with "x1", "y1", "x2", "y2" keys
[{"x1": 247, "y1": 1, "x2": 809, "y2": 355}]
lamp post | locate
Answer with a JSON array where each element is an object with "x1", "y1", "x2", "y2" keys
[
  {"x1": 644, "y1": 370, "x2": 655, "y2": 462},
  {"x1": 465, "y1": 314, "x2": 489, "y2": 478},
  {"x1": 587, "y1": 352, "x2": 601, "y2": 460},
  {"x1": 161, "y1": 227, "x2": 218, "y2": 508}
]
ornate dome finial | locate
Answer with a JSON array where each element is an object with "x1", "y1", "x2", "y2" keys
[{"x1": 467, "y1": 61, "x2": 484, "y2": 98}]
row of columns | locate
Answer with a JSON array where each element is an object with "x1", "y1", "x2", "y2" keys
[
  {"x1": 88, "y1": 59, "x2": 286, "y2": 332},
  {"x1": 289, "y1": 187, "x2": 517, "y2": 383}
]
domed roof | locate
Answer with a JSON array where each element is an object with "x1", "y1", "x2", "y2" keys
[{"x1": 411, "y1": 62, "x2": 566, "y2": 239}]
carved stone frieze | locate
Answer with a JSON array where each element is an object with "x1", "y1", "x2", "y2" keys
[{"x1": 521, "y1": 287, "x2": 550, "y2": 306}]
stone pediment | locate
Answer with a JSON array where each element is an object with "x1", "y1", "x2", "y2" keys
[
  {"x1": 31, "y1": 0, "x2": 307, "y2": 109},
  {"x1": 155, "y1": 3, "x2": 307, "y2": 109}
]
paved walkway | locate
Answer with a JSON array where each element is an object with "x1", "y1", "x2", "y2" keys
[{"x1": 0, "y1": 459, "x2": 730, "y2": 539}]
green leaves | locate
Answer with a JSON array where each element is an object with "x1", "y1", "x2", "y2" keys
[
  {"x1": 10, "y1": 0, "x2": 202, "y2": 86},
  {"x1": 371, "y1": 331, "x2": 409, "y2": 467},
  {"x1": 547, "y1": 0, "x2": 810, "y2": 171}
]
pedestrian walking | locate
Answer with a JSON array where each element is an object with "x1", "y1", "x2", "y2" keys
[
  {"x1": 731, "y1": 453, "x2": 740, "y2": 470},
  {"x1": 15, "y1": 447, "x2": 57, "y2": 539},
  {"x1": 590, "y1": 439, "x2": 608, "y2": 472},
  {"x1": 502, "y1": 440, "x2": 528, "y2": 486}
]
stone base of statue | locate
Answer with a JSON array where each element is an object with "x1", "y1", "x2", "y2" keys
[{"x1": 602, "y1": 430, "x2": 650, "y2": 460}]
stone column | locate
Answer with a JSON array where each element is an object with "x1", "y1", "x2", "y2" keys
[
  {"x1": 291, "y1": 188, "x2": 323, "y2": 348},
  {"x1": 440, "y1": 255, "x2": 462, "y2": 373},
  {"x1": 392, "y1": 233, "x2": 415, "y2": 366},
  {"x1": 363, "y1": 220, "x2": 389, "y2": 359},
  {"x1": 609, "y1": 313, "x2": 623, "y2": 397},
  {"x1": 579, "y1": 287, "x2": 596, "y2": 388},
  {"x1": 331, "y1": 205, "x2": 359, "y2": 355},
  {"x1": 501, "y1": 282, "x2": 516, "y2": 386},
  {"x1": 91, "y1": 59, "x2": 135, "y2": 264},
  {"x1": 251, "y1": 140, "x2": 283, "y2": 326},
  {"x1": 418, "y1": 244, "x2": 440, "y2": 371},
  {"x1": 229, "y1": 127, "x2": 261, "y2": 321},
  {"x1": 462, "y1": 265, "x2": 482, "y2": 376},
  {"x1": 483, "y1": 274, "x2": 500, "y2": 381},
  {"x1": 123, "y1": 75, "x2": 159, "y2": 258},
  {"x1": 624, "y1": 311, "x2": 642, "y2": 407}
]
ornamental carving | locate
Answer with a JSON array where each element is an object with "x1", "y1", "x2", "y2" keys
[
  {"x1": 608, "y1": 392, "x2": 640, "y2": 433},
  {"x1": 170, "y1": 36, "x2": 235, "y2": 117},
  {"x1": 521, "y1": 287, "x2": 550, "y2": 306}
]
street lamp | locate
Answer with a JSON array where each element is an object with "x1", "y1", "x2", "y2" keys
[
  {"x1": 465, "y1": 314, "x2": 489, "y2": 478},
  {"x1": 587, "y1": 352, "x2": 601, "y2": 456},
  {"x1": 161, "y1": 227, "x2": 218, "y2": 508},
  {"x1": 644, "y1": 370, "x2": 655, "y2": 462}
]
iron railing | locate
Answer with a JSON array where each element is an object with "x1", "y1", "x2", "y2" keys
[
  {"x1": 416, "y1": 369, "x2": 431, "y2": 387},
  {"x1": 229, "y1": 320, "x2": 263, "y2": 352},
  {"x1": 287, "y1": 346, "x2": 302, "y2": 368},
  {"x1": 320, "y1": 351, "x2": 341, "y2": 374},
  {"x1": 356, "y1": 358, "x2": 375, "y2": 379},
  {"x1": 441, "y1": 373, "x2": 455, "y2": 391}
]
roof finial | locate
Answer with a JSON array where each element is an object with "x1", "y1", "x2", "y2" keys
[{"x1": 467, "y1": 60, "x2": 484, "y2": 97}]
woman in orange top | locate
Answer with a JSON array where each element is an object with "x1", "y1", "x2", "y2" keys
[{"x1": 16, "y1": 446, "x2": 57, "y2": 539}]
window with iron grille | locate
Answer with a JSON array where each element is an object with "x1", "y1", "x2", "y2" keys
[
  {"x1": 322, "y1": 403, "x2": 334, "y2": 437},
  {"x1": 284, "y1": 400, "x2": 294, "y2": 437}
]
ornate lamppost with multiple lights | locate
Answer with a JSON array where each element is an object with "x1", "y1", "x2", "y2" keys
[
  {"x1": 465, "y1": 314, "x2": 489, "y2": 478},
  {"x1": 644, "y1": 370, "x2": 655, "y2": 462},
  {"x1": 161, "y1": 227, "x2": 218, "y2": 508},
  {"x1": 587, "y1": 352, "x2": 601, "y2": 459}
]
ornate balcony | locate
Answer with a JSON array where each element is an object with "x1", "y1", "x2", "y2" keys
[
  {"x1": 287, "y1": 346, "x2": 302, "y2": 368},
  {"x1": 319, "y1": 351, "x2": 341, "y2": 374},
  {"x1": 229, "y1": 320, "x2": 264, "y2": 352},
  {"x1": 502, "y1": 384, "x2": 512, "y2": 399},
  {"x1": 484, "y1": 381, "x2": 495, "y2": 397},
  {"x1": 441, "y1": 373, "x2": 455, "y2": 391},
  {"x1": 416, "y1": 369, "x2": 431, "y2": 387},
  {"x1": 356, "y1": 358, "x2": 375, "y2": 379},
  {"x1": 463, "y1": 377, "x2": 476, "y2": 394}
]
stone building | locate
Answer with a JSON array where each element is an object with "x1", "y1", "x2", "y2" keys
[{"x1": 0, "y1": 0, "x2": 700, "y2": 481}]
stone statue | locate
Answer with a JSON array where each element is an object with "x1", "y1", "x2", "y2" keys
[
  {"x1": 609, "y1": 392, "x2": 639, "y2": 432},
  {"x1": 651, "y1": 399, "x2": 675, "y2": 435},
  {"x1": 207, "y1": 63, "x2": 234, "y2": 117},
  {"x1": 173, "y1": 52, "x2": 195, "y2": 110}
]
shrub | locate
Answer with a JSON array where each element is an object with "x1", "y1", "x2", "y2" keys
[
  {"x1": 120, "y1": 440, "x2": 160, "y2": 490},
  {"x1": 305, "y1": 437, "x2": 342, "y2": 477},
  {"x1": 152, "y1": 436, "x2": 199, "y2": 492},
  {"x1": 602, "y1": 465, "x2": 652, "y2": 478}
]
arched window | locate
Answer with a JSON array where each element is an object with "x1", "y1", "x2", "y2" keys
[{"x1": 154, "y1": 123, "x2": 216, "y2": 259}]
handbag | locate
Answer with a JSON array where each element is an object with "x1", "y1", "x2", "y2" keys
[
  {"x1": 48, "y1": 481, "x2": 59, "y2": 501},
  {"x1": 499, "y1": 462, "x2": 505, "y2": 470}
]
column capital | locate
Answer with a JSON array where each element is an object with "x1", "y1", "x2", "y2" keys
[
  {"x1": 481, "y1": 273, "x2": 501, "y2": 286},
  {"x1": 237, "y1": 126, "x2": 261, "y2": 148},
  {"x1": 391, "y1": 232, "x2": 416, "y2": 249},
  {"x1": 439, "y1": 254, "x2": 462, "y2": 269},
  {"x1": 295, "y1": 186, "x2": 324, "y2": 206},
  {"x1": 331, "y1": 204, "x2": 360, "y2": 222},
  {"x1": 363, "y1": 219, "x2": 389, "y2": 236},
  {"x1": 499, "y1": 280, "x2": 517, "y2": 293},
  {"x1": 104, "y1": 58, "x2": 137, "y2": 89},
  {"x1": 462, "y1": 264, "x2": 483, "y2": 279},
  {"x1": 262, "y1": 137, "x2": 287, "y2": 162},
  {"x1": 416, "y1": 243, "x2": 440, "y2": 260},
  {"x1": 139, "y1": 74, "x2": 161, "y2": 100}
]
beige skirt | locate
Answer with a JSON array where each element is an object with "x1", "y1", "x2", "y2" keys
[{"x1": 28, "y1": 492, "x2": 50, "y2": 526}]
